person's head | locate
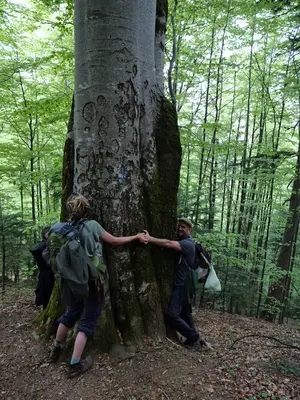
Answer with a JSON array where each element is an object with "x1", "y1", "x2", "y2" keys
[
  {"x1": 41, "y1": 225, "x2": 51, "y2": 240},
  {"x1": 177, "y1": 217, "x2": 193, "y2": 239},
  {"x1": 66, "y1": 193, "x2": 91, "y2": 221}
]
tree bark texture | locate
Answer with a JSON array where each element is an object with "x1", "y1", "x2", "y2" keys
[
  {"x1": 60, "y1": 96, "x2": 75, "y2": 221},
  {"x1": 42, "y1": 0, "x2": 181, "y2": 350}
]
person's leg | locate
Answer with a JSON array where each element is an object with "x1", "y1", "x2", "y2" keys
[
  {"x1": 68, "y1": 292, "x2": 102, "y2": 378},
  {"x1": 49, "y1": 303, "x2": 83, "y2": 362},
  {"x1": 55, "y1": 322, "x2": 70, "y2": 342},
  {"x1": 180, "y1": 303, "x2": 195, "y2": 329},
  {"x1": 164, "y1": 287, "x2": 199, "y2": 344},
  {"x1": 70, "y1": 331, "x2": 87, "y2": 364},
  {"x1": 179, "y1": 303, "x2": 198, "y2": 346}
]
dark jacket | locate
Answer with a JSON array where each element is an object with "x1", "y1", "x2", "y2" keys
[{"x1": 30, "y1": 240, "x2": 54, "y2": 309}]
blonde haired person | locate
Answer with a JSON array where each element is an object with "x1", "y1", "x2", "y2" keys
[{"x1": 50, "y1": 193, "x2": 147, "y2": 378}]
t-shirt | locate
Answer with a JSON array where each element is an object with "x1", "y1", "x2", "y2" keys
[
  {"x1": 174, "y1": 235, "x2": 195, "y2": 286},
  {"x1": 80, "y1": 220, "x2": 106, "y2": 261}
]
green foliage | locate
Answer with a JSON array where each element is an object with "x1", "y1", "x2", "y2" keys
[
  {"x1": 0, "y1": 197, "x2": 31, "y2": 280},
  {"x1": 168, "y1": 0, "x2": 300, "y2": 319},
  {"x1": 0, "y1": 0, "x2": 73, "y2": 279}
]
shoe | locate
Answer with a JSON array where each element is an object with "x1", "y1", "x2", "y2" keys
[
  {"x1": 49, "y1": 344, "x2": 62, "y2": 363},
  {"x1": 67, "y1": 356, "x2": 93, "y2": 379},
  {"x1": 187, "y1": 338, "x2": 213, "y2": 352},
  {"x1": 186, "y1": 339, "x2": 202, "y2": 351},
  {"x1": 183, "y1": 339, "x2": 192, "y2": 347}
]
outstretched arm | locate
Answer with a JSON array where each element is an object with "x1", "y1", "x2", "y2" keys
[
  {"x1": 100, "y1": 232, "x2": 147, "y2": 246},
  {"x1": 143, "y1": 230, "x2": 181, "y2": 251}
]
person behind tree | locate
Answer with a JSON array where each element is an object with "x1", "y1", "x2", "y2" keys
[
  {"x1": 143, "y1": 218, "x2": 206, "y2": 351},
  {"x1": 49, "y1": 193, "x2": 147, "y2": 378},
  {"x1": 30, "y1": 225, "x2": 54, "y2": 309}
]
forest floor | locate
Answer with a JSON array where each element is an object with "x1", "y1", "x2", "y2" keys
[{"x1": 0, "y1": 286, "x2": 300, "y2": 400}]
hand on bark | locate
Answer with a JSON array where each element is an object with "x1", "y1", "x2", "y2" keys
[{"x1": 136, "y1": 232, "x2": 148, "y2": 244}]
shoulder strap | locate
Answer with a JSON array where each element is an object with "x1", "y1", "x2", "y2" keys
[
  {"x1": 179, "y1": 254, "x2": 188, "y2": 268},
  {"x1": 180, "y1": 237, "x2": 196, "y2": 267},
  {"x1": 71, "y1": 218, "x2": 91, "y2": 233},
  {"x1": 73, "y1": 219, "x2": 91, "y2": 245},
  {"x1": 77, "y1": 218, "x2": 91, "y2": 233}
]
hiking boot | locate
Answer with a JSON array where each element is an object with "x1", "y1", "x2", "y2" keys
[
  {"x1": 67, "y1": 356, "x2": 93, "y2": 379},
  {"x1": 200, "y1": 339, "x2": 211, "y2": 349},
  {"x1": 49, "y1": 344, "x2": 62, "y2": 363},
  {"x1": 187, "y1": 338, "x2": 212, "y2": 351},
  {"x1": 186, "y1": 339, "x2": 202, "y2": 351}
]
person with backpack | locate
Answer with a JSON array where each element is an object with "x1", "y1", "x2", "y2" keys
[
  {"x1": 143, "y1": 217, "x2": 206, "y2": 351},
  {"x1": 30, "y1": 226, "x2": 54, "y2": 309},
  {"x1": 49, "y1": 193, "x2": 147, "y2": 378}
]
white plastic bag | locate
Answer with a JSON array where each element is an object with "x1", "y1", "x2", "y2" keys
[
  {"x1": 204, "y1": 266, "x2": 221, "y2": 292},
  {"x1": 196, "y1": 266, "x2": 209, "y2": 283}
]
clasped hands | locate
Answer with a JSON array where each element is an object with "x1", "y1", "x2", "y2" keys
[{"x1": 136, "y1": 230, "x2": 150, "y2": 244}]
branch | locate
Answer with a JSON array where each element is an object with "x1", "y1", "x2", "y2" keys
[
  {"x1": 229, "y1": 334, "x2": 300, "y2": 351},
  {"x1": 0, "y1": 71, "x2": 17, "y2": 84}
]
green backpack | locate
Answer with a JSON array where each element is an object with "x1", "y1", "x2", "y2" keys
[
  {"x1": 48, "y1": 220, "x2": 100, "y2": 306},
  {"x1": 185, "y1": 268, "x2": 199, "y2": 305}
]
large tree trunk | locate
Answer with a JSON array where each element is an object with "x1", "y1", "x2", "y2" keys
[{"x1": 39, "y1": 0, "x2": 181, "y2": 350}]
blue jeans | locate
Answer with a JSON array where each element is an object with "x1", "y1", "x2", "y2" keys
[
  {"x1": 164, "y1": 285, "x2": 199, "y2": 343},
  {"x1": 59, "y1": 292, "x2": 102, "y2": 337}
]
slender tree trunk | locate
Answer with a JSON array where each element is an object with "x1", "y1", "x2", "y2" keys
[
  {"x1": 256, "y1": 181, "x2": 273, "y2": 317},
  {"x1": 18, "y1": 71, "x2": 37, "y2": 242},
  {"x1": 237, "y1": 23, "x2": 255, "y2": 240},
  {"x1": 208, "y1": 0, "x2": 231, "y2": 231},
  {"x1": 36, "y1": 183, "x2": 40, "y2": 218},
  {"x1": 35, "y1": 128, "x2": 43, "y2": 217},
  {"x1": 183, "y1": 143, "x2": 191, "y2": 215},
  {"x1": 194, "y1": 20, "x2": 216, "y2": 226},
  {"x1": 44, "y1": 159, "x2": 50, "y2": 215},
  {"x1": 230, "y1": 115, "x2": 242, "y2": 233},
  {"x1": 167, "y1": 0, "x2": 178, "y2": 109},
  {"x1": 221, "y1": 67, "x2": 237, "y2": 233}
]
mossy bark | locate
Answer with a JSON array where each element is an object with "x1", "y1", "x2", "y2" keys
[{"x1": 34, "y1": 282, "x2": 64, "y2": 340}]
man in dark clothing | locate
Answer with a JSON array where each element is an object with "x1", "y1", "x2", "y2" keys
[
  {"x1": 30, "y1": 226, "x2": 54, "y2": 309},
  {"x1": 144, "y1": 217, "x2": 204, "y2": 350}
]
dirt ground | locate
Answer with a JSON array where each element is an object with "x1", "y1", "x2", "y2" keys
[{"x1": 0, "y1": 286, "x2": 299, "y2": 400}]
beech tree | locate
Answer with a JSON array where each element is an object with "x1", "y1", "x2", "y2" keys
[
  {"x1": 40, "y1": 0, "x2": 181, "y2": 349},
  {"x1": 1, "y1": 0, "x2": 300, "y2": 330}
]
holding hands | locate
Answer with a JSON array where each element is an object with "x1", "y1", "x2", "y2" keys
[{"x1": 136, "y1": 231, "x2": 149, "y2": 244}]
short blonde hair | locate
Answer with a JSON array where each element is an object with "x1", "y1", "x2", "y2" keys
[{"x1": 66, "y1": 193, "x2": 90, "y2": 221}]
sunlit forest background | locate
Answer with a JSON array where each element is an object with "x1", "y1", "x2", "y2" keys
[{"x1": 0, "y1": 0, "x2": 299, "y2": 324}]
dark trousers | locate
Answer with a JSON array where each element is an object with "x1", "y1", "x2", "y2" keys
[
  {"x1": 164, "y1": 285, "x2": 199, "y2": 343},
  {"x1": 59, "y1": 292, "x2": 102, "y2": 337}
]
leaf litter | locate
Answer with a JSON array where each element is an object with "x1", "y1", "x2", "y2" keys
[{"x1": 0, "y1": 286, "x2": 299, "y2": 400}]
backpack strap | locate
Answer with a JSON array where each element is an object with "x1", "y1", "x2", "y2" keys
[
  {"x1": 71, "y1": 218, "x2": 91, "y2": 235},
  {"x1": 78, "y1": 219, "x2": 91, "y2": 233},
  {"x1": 179, "y1": 254, "x2": 189, "y2": 269}
]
